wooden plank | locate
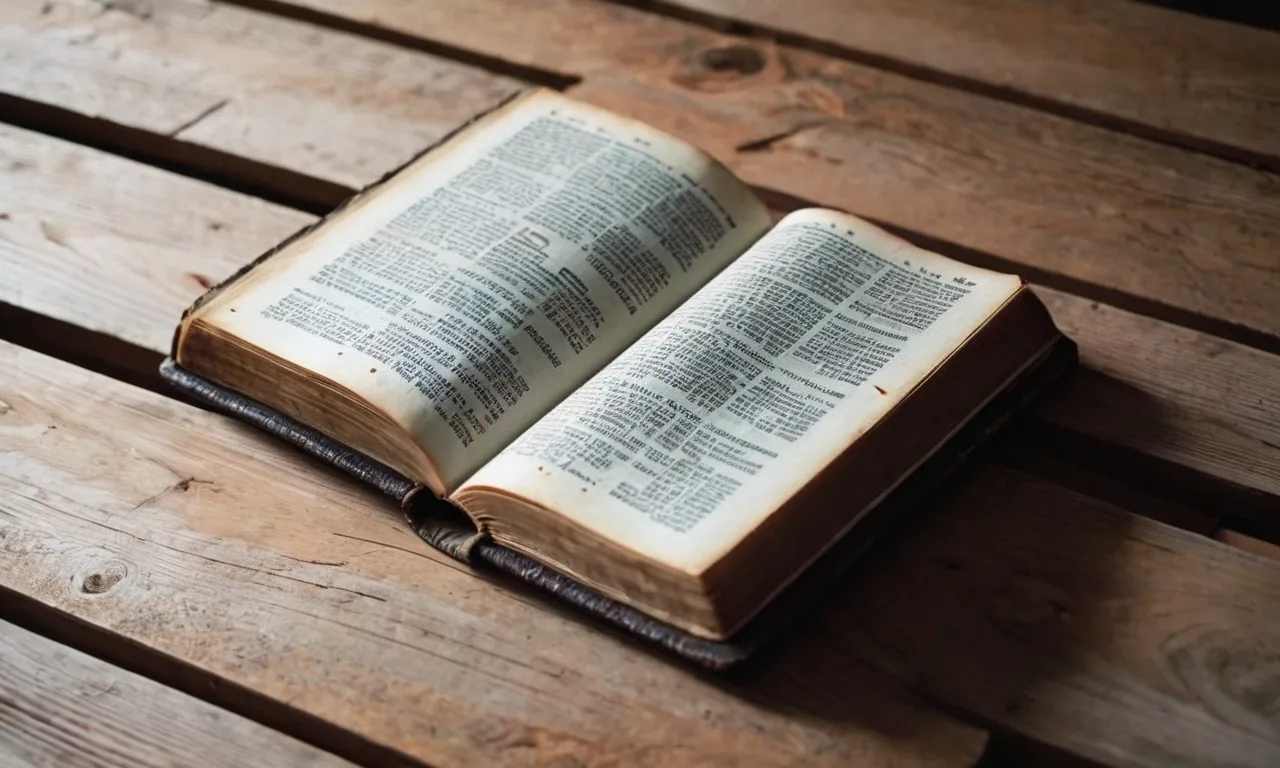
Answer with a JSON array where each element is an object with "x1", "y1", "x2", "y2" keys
[
  {"x1": 7, "y1": 342, "x2": 1280, "y2": 767},
  {"x1": 833, "y1": 466, "x2": 1280, "y2": 768},
  {"x1": 3, "y1": 124, "x2": 1276, "y2": 513},
  {"x1": 270, "y1": 0, "x2": 1280, "y2": 347},
  {"x1": 992, "y1": 445, "x2": 1221, "y2": 536},
  {"x1": 647, "y1": 0, "x2": 1280, "y2": 168},
  {"x1": 5, "y1": 0, "x2": 1280, "y2": 346},
  {"x1": 0, "y1": 0, "x2": 521, "y2": 190},
  {"x1": 0, "y1": 620, "x2": 354, "y2": 768},
  {"x1": 1215, "y1": 529, "x2": 1280, "y2": 562},
  {"x1": 0, "y1": 123, "x2": 309, "y2": 354},
  {"x1": 0, "y1": 341, "x2": 988, "y2": 767},
  {"x1": 1034, "y1": 287, "x2": 1280, "y2": 521}
]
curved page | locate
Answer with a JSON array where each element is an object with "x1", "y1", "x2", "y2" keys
[
  {"x1": 461, "y1": 210, "x2": 1021, "y2": 572},
  {"x1": 200, "y1": 90, "x2": 770, "y2": 490}
]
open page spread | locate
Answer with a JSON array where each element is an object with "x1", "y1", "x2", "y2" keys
[
  {"x1": 460, "y1": 210, "x2": 1021, "y2": 571},
  {"x1": 199, "y1": 91, "x2": 770, "y2": 490}
]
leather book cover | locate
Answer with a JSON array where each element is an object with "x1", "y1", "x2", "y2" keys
[{"x1": 159, "y1": 336, "x2": 1076, "y2": 670}]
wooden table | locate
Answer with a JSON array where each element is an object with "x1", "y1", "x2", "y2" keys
[{"x1": 1, "y1": 1, "x2": 1278, "y2": 765}]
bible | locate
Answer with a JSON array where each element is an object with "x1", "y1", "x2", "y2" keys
[{"x1": 162, "y1": 88, "x2": 1075, "y2": 667}]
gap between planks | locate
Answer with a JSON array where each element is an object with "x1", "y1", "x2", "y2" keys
[
  {"x1": 0, "y1": 340, "x2": 991, "y2": 767},
  {"x1": 4, "y1": 340, "x2": 1280, "y2": 767},
  {"x1": 0, "y1": 93, "x2": 349, "y2": 215},
  {"x1": 0, "y1": 118, "x2": 1277, "y2": 542},
  {"x1": 3, "y1": 0, "x2": 1279, "y2": 351},
  {"x1": 0, "y1": 589, "x2": 437, "y2": 768},
  {"x1": 2, "y1": 1, "x2": 1280, "y2": 535},
  {"x1": 0, "y1": 618, "x2": 358, "y2": 768},
  {"x1": 2, "y1": 92, "x2": 1277, "y2": 359},
  {"x1": 599, "y1": 0, "x2": 1280, "y2": 171}
]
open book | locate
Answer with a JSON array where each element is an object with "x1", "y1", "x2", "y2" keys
[{"x1": 164, "y1": 88, "x2": 1073, "y2": 664}]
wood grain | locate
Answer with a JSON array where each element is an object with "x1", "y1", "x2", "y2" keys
[
  {"x1": 0, "y1": 0, "x2": 520, "y2": 190},
  {"x1": 834, "y1": 466, "x2": 1280, "y2": 768},
  {"x1": 650, "y1": 0, "x2": 1280, "y2": 167},
  {"x1": 2, "y1": 125, "x2": 1275, "y2": 514},
  {"x1": 276, "y1": 0, "x2": 1280, "y2": 346},
  {"x1": 992, "y1": 446, "x2": 1221, "y2": 536},
  {"x1": 0, "y1": 620, "x2": 353, "y2": 768},
  {"x1": 6, "y1": 0, "x2": 1280, "y2": 345},
  {"x1": 7, "y1": 340, "x2": 1280, "y2": 767},
  {"x1": 0, "y1": 341, "x2": 987, "y2": 768},
  {"x1": 0, "y1": 124, "x2": 309, "y2": 354},
  {"x1": 1215, "y1": 529, "x2": 1280, "y2": 562},
  {"x1": 1034, "y1": 287, "x2": 1280, "y2": 516}
]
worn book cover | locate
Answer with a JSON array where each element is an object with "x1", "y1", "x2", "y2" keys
[{"x1": 161, "y1": 88, "x2": 1076, "y2": 668}]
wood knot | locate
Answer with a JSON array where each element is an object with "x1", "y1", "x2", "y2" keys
[
  {"x1": 674, "y1": 44, "x2": 773, "y2": 92},
  {"x1": 698, "y1": 45, "x2": 766, "y2": 76},
  {"x1": 174, "y1": 477, "x2": 211, "y2": 493},
  {"x1": 1163, "y1": 625, "x2": 1280, "y2": 731},
  {"x1": 81, "y1": 560, "x2": 128, "y2": 594}
]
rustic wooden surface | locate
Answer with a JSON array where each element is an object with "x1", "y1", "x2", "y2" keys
[
  {"x1": 1, "y1": 0, "x2": 1279, "y2": 765},
  {"x1": 653, "y1": 0, "x2": 1280, "y2": 167},
  {"x1": 0, "y1": 620, "x2": 354, "y2": 768},
  {"x1": 0, "y1": 341, "x2": 988, "y2": 768},
  {"x1": 1215, "y1": 528, "x2": 1280, "y2": 562},
  {"x1": 278, "y1": 0, "x2": 1280, "y2": 346},
  {"x1": 5, "y1": 0, "x2": 1279, "y2": 346},
  {"x1": 0, "y1": 124, "x2": 307, "y2": 355},
  {"x1": 5, "y1": 341, "x2": 1280, "y2": 767},
  {"x1": 839, "y1": 467, "x2": 1280, "y2": 767},
  {"x1": 1035, "y1": 289, "x2": 1280, "y2": 518},
  {"x1": 3, "y1": 124, "x2": 1275, "y2": 522},
  {"x1": 0, "y1": 0, "x2": 521, "y2": 192}
]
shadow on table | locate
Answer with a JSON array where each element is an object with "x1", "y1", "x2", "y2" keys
[
  {"x1": 212, "y1": 357, "x2": 1227, "y2": 762},
  {"x1": 1137, "y1": 0, "x2": 1280, "y2": 31},
  {"x1": 686, "y1": 365, "x2": 1196, "y2": 758},
  {"x1": 1034, "y1": 366, "x2": 1280, "y2": 536}
]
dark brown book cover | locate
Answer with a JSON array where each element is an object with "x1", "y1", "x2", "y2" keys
[{"x1": 160, "y1": 334, "x2": 1075, "y2": 669}]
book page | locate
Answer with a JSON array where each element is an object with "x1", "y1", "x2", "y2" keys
[
  {"x1": 460, "y1": 210, "x2": 1022, "y2": 571},
  {"x1": 200, "y1": 90, "x2": 770, "y2": 491}
]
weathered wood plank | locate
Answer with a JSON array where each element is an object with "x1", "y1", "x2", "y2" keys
[
  {"x1": 835, "y1": 466, "x2": 1280, "y2": 768},
  {"x1": 6, "y1": 0, "x2": 1280, "y2": 345},
  {"x1": 0, "y1": 620, "x2": 354, "y2": 768},
  {"x1": 0, "y1": 0, "x2": 520, "y2": 190},
  {"x1": 7, "y1": 341, "x2": 1280, "y2": 767},
  {"x1": 1034, "y1": 287, "x2": 1280, "y2": 521},
  {"x1": 1215, "y1": 529, "x2": 1280, "y2": 562},
  {"x1": 274, "y1": 0, "x2": 1280, "y2": 346},
  {"x1": 0, "y1": 341, "x2": 988, "y2": 768},
  {"x1": 991, "y1": 446, "x2": 1221, "y2": 536},
  {"x1": 3, "y1": 125, "x2": 1275, "y2": 513},
  {"x1": 0, "y1": 124, "x2": 308, "y2": 354},
  {"x1": 650, "y1": 0, "x2": 1280, "y2": 167}
]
